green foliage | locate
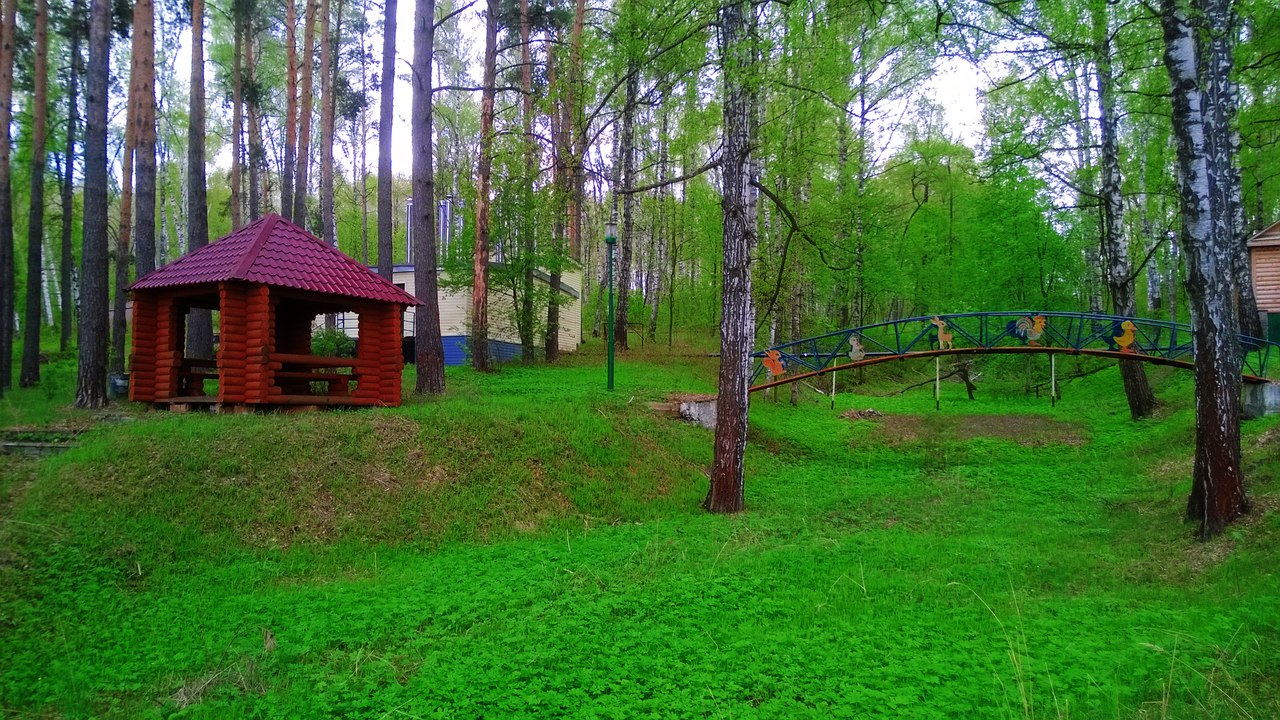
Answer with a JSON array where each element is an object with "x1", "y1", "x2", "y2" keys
[
  {"x1": 311, "y1": 327, "x2": 357, "y2": 358},
  {"x1": 1, "y1": 358, "x2": 1278, "y2": 718}
]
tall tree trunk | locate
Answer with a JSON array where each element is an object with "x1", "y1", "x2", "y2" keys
[
  {"x1": 566, "y1": 0, "x2": 586, "y2": 264},
  {"x1": 134, "y1": 0, "x2": 157, "y2": 277},
  {"x1": 0, "y1": 0, "x2": 15, "y2": 394},
  {"x1": 359, "y1": 30, "x2": 370, "y2": 266},
  {"x1": 245, "y1": 19, "x2": 262, "y2": 222},
  {"x1": 545, "y1": 28, "x2": 565, "y2": 363},
  {"x1": 282, "y1": 0, "x2": 298, "y2": 220},
  {"x1": 186, "y1": 0, "x2": 212, "y2": 359},
  {"x1": 20, "y1": 0, "x2": 49, "y2": 387},
  {"x1": 376, "y1": 0, "x2": 396, "y2": 279},
  {"x1": 517, "y1": 0, "x2": 535, "y2": 361},
  {"x1": 705, "y1": 0, "x2": 755, "y2": 513},
  {"x1": 293, "y1": 0, "x2": 318, "y2": 227},
  {"x1": 319, "y1": 0, "x2": 336, "y2": 248},
  {"x1": 230, "y1": 22, "x2": 243, "y2": 229},
  {"x1": 60, "y1": 0, "x2": 82, "y2": 353},
  {"x1": 614, "y1": 64, "x2": 639, "y2": 352},
  {"x1": 1161, "y1": 0, "x2": 1247, "y2": 538},
  {"x1": 75, "y1": 0, "x2": 111, "y2": 408},
  {"x1": 111, "y1": 0, "x2": 145, "y2": 377},
  {"x1": 472, "y1": 0, "x2": 497, "y2": 372},
  {"x1": 1093, "y1": 8, "x2": 1157, "y2": 420},
  {"x1": 412, "y1": 0, "x2": 445, "y2": 393}
]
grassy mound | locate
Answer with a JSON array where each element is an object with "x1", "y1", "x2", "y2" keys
[{"x1": 2, "y1": 354, "x2": 1279, "y2": 718}]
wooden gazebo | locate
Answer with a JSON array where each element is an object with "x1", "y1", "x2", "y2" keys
[{"x1": 128, "y1": 214, "x2": 421, "y2": 409}]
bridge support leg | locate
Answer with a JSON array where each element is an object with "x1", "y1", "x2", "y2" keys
[
  {"x1": 1242, "y1": 382, "x2": 1280, "y2": 419},
  {"x1": 1051, "y1": 354, "x2": 1057, "y2": 408},
  {"x1": 935, "y1": 357, "x2": 941, "y2": 411}
]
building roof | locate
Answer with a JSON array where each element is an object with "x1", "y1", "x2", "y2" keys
[
  {"x1": 1248, "y1": 220, "x2": 1280, "y2": 248},
  {"x1": 130, "y1": 214, "x2": 422, "y2": 306}
]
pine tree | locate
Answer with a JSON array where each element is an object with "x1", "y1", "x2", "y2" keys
[
  {"x1": 20, "y1": 0, "x2": 50, "y2": 387},
  {"x1": 75, "y1": 0, "x2": 112, "y2": 408}
]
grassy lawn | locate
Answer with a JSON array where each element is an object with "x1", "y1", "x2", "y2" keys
[{"x1": 2, "y1": 353, "x2": 1278, "y2": 718}]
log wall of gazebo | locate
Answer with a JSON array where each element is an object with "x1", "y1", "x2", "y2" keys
[{"x1": 129, "y1": 282, "x2": 407, "y2": 408}]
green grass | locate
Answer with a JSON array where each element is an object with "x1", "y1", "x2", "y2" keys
[{"x1": 2, "y1": 353, "x2": 1278, "y2": 718}]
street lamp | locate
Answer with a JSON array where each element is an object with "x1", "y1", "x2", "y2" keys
[{"x1": 605, "y1": 221, "x2": 618, "y2": 390}]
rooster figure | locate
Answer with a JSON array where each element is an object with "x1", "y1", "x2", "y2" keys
[
  {"x1": 1007, "y1": 315, "x2": 1047, "y2": 346},
  {"x1": 762, "y1": 350, "x2": 786, "y2": 378}
]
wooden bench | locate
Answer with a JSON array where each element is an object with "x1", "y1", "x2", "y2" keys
[
  {"x1": 177, "y1": 358, "x2": 219, "y2": 396},
  {"x1": 268, "y1": 353, "x2": 359, "y2": 397}
]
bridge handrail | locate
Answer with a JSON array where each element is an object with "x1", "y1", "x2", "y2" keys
[{"x1": 749, "y1": 310, "x2": 1279, "y2": 387}]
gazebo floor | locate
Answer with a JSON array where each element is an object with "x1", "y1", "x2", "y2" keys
[{"x1": 157, "y1": 395, "x2": 382, "y2": 414}]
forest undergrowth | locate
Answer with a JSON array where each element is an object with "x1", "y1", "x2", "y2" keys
[{"x1": 1, "y1": 353, "x2": 1277, "y2": 718}]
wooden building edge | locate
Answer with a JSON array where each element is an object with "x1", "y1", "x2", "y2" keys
[{"x1": 1248, "y1": 219, "x2": 1280, "y2": 341}]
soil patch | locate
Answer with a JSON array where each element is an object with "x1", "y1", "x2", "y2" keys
[{"x1": 861, "y1": 413, "x2": 1088, "y2": 447}]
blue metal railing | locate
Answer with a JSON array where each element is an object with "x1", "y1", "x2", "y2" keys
[{"x1": 750, "y1": 311, "x2": 1279, "y2": 389}]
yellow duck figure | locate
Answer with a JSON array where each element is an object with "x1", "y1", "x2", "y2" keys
[{"x1": 1113, "y1": 321, "x2": 1137, "y2": 354}]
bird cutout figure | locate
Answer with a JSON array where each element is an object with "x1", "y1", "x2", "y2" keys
[
  {"x1": 762, "y1": 350, "x2": 786, "y2": 377},
  {"x1": 1113, "y1": 320, "x2": 1137, "y2": 353},
  {"x1": 929, "y1": 317, "x2": 954, "y2": 350},
  {"x1": 848, "y1": 339, "x2": 866, "y2": 362},
  {"x1": 1007, "y1": 315, "x2": 1047, "y2": 346}
]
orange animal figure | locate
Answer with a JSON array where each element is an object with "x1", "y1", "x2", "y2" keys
[
  {"x1": 930, "y1": 317, "x2": 954, "y2": 350},
  {"x1": 1114, "y1": 320, "x2": 1137, "y2": 353},
  {"x1": 762, "y1": 350, "x2": 786, "y2": 377}
]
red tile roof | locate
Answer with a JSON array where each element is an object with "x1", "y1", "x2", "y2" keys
[{"x1": 130, "y1": 214, "x2": 422, "y2": 306}]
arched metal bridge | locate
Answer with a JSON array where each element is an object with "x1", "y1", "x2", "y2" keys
[{"x1": 750, "y1": 311, "x2": 1280, "y2": 393}]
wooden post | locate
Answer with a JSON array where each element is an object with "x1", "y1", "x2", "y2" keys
[
  {"x1": 830, "y1": 370, "x2": 835, "y2": 411},
  {"x1": 935, "y1": 356, "x2": 941, "y2": 411}
]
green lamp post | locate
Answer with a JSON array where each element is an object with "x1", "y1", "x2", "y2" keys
[{"x1": 605, "y1": 221, "x2": 617, "y2": 390}]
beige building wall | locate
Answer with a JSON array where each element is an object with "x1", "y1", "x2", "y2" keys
[{"x1": 333, "y1": 267, "x2": 583, "y2": 352}]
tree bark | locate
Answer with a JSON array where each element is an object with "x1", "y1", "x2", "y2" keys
[
  {"x1": 517, "y1": 0, "x2": 535, "y2": 362},
  {"x1": 20, "y1": 0, "x2": 50, "y2": 387},
  {"x1": 0, "y1": 0, "x2": 15, "y2": 394},
  {"x1": 472, "y1": 0, "x2": 497, "y2": 373},
  {"x1": 705, "y1": 0, "x2": 755, "y2": 514},
  {"x1": 1093, "y1": 6, "x2": 1157, "y2": 420},
  {"x1": 75, "y1": 0, "x2": 111, "y2": 408},
  {"x1": 245, "y1": 15, "x2": 263, "y2": 222},
  {"x1": 412, "y1": 0, "x2": 445, "y2": 393},
  {"x1": 134, "y1": 0, "x2": 157, "y2": 277},
  {"x1": 294, "y1": 0, "x2": 318, "y2": 227},
  {"x1": 60, "y1": 0, "x2": 82, "y2": 353},
  {"x1": 186, "y1": 0, "x2": 212, "y2": 359},
  {"x1": 1161, "y1": 0, "x2": 1248, "y2": 538},
  {"x1": 614, "y1": 64, "x2": 639, "y2": 353},
  {"x1": 282, "y1": 0, "x2": 298, "y2": 221},
  {"x1": 319, "y1": 0, "x2": 336, "y2": 248},
  {"x1": 545, "y1": 28, "x2": 565, "y2": 363},
  {"x1": 231, "y1": 21, "x2": 243, "y2": 230},
  {"x1": 377, "y1": 0, "x2": 397, "y2": 279}
]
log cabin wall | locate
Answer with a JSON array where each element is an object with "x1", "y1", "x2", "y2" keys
[
  {"x1": 217, "y1": 283, "x2": 249, "y2": 404},
  {"x1": 154, "y1": 295, "x2": 184, "y2": 401},
  {"x1": 129, "y1": 293, "x2": 159, "y2": 402},
  {"x1": 244, "y1": 285, "x2": 274, "y2": 403},
  {"x1": 1252, "y1": 245, "x2": 1280, "y2": 314}
]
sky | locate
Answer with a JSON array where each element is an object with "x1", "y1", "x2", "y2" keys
[{"x1": 176, "y1": 4, "x2": 989, "y2": 179}]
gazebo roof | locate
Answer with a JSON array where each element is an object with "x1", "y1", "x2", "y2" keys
[{"x1": 130, "y1": 214, "x2": 422, "y2": 306}]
